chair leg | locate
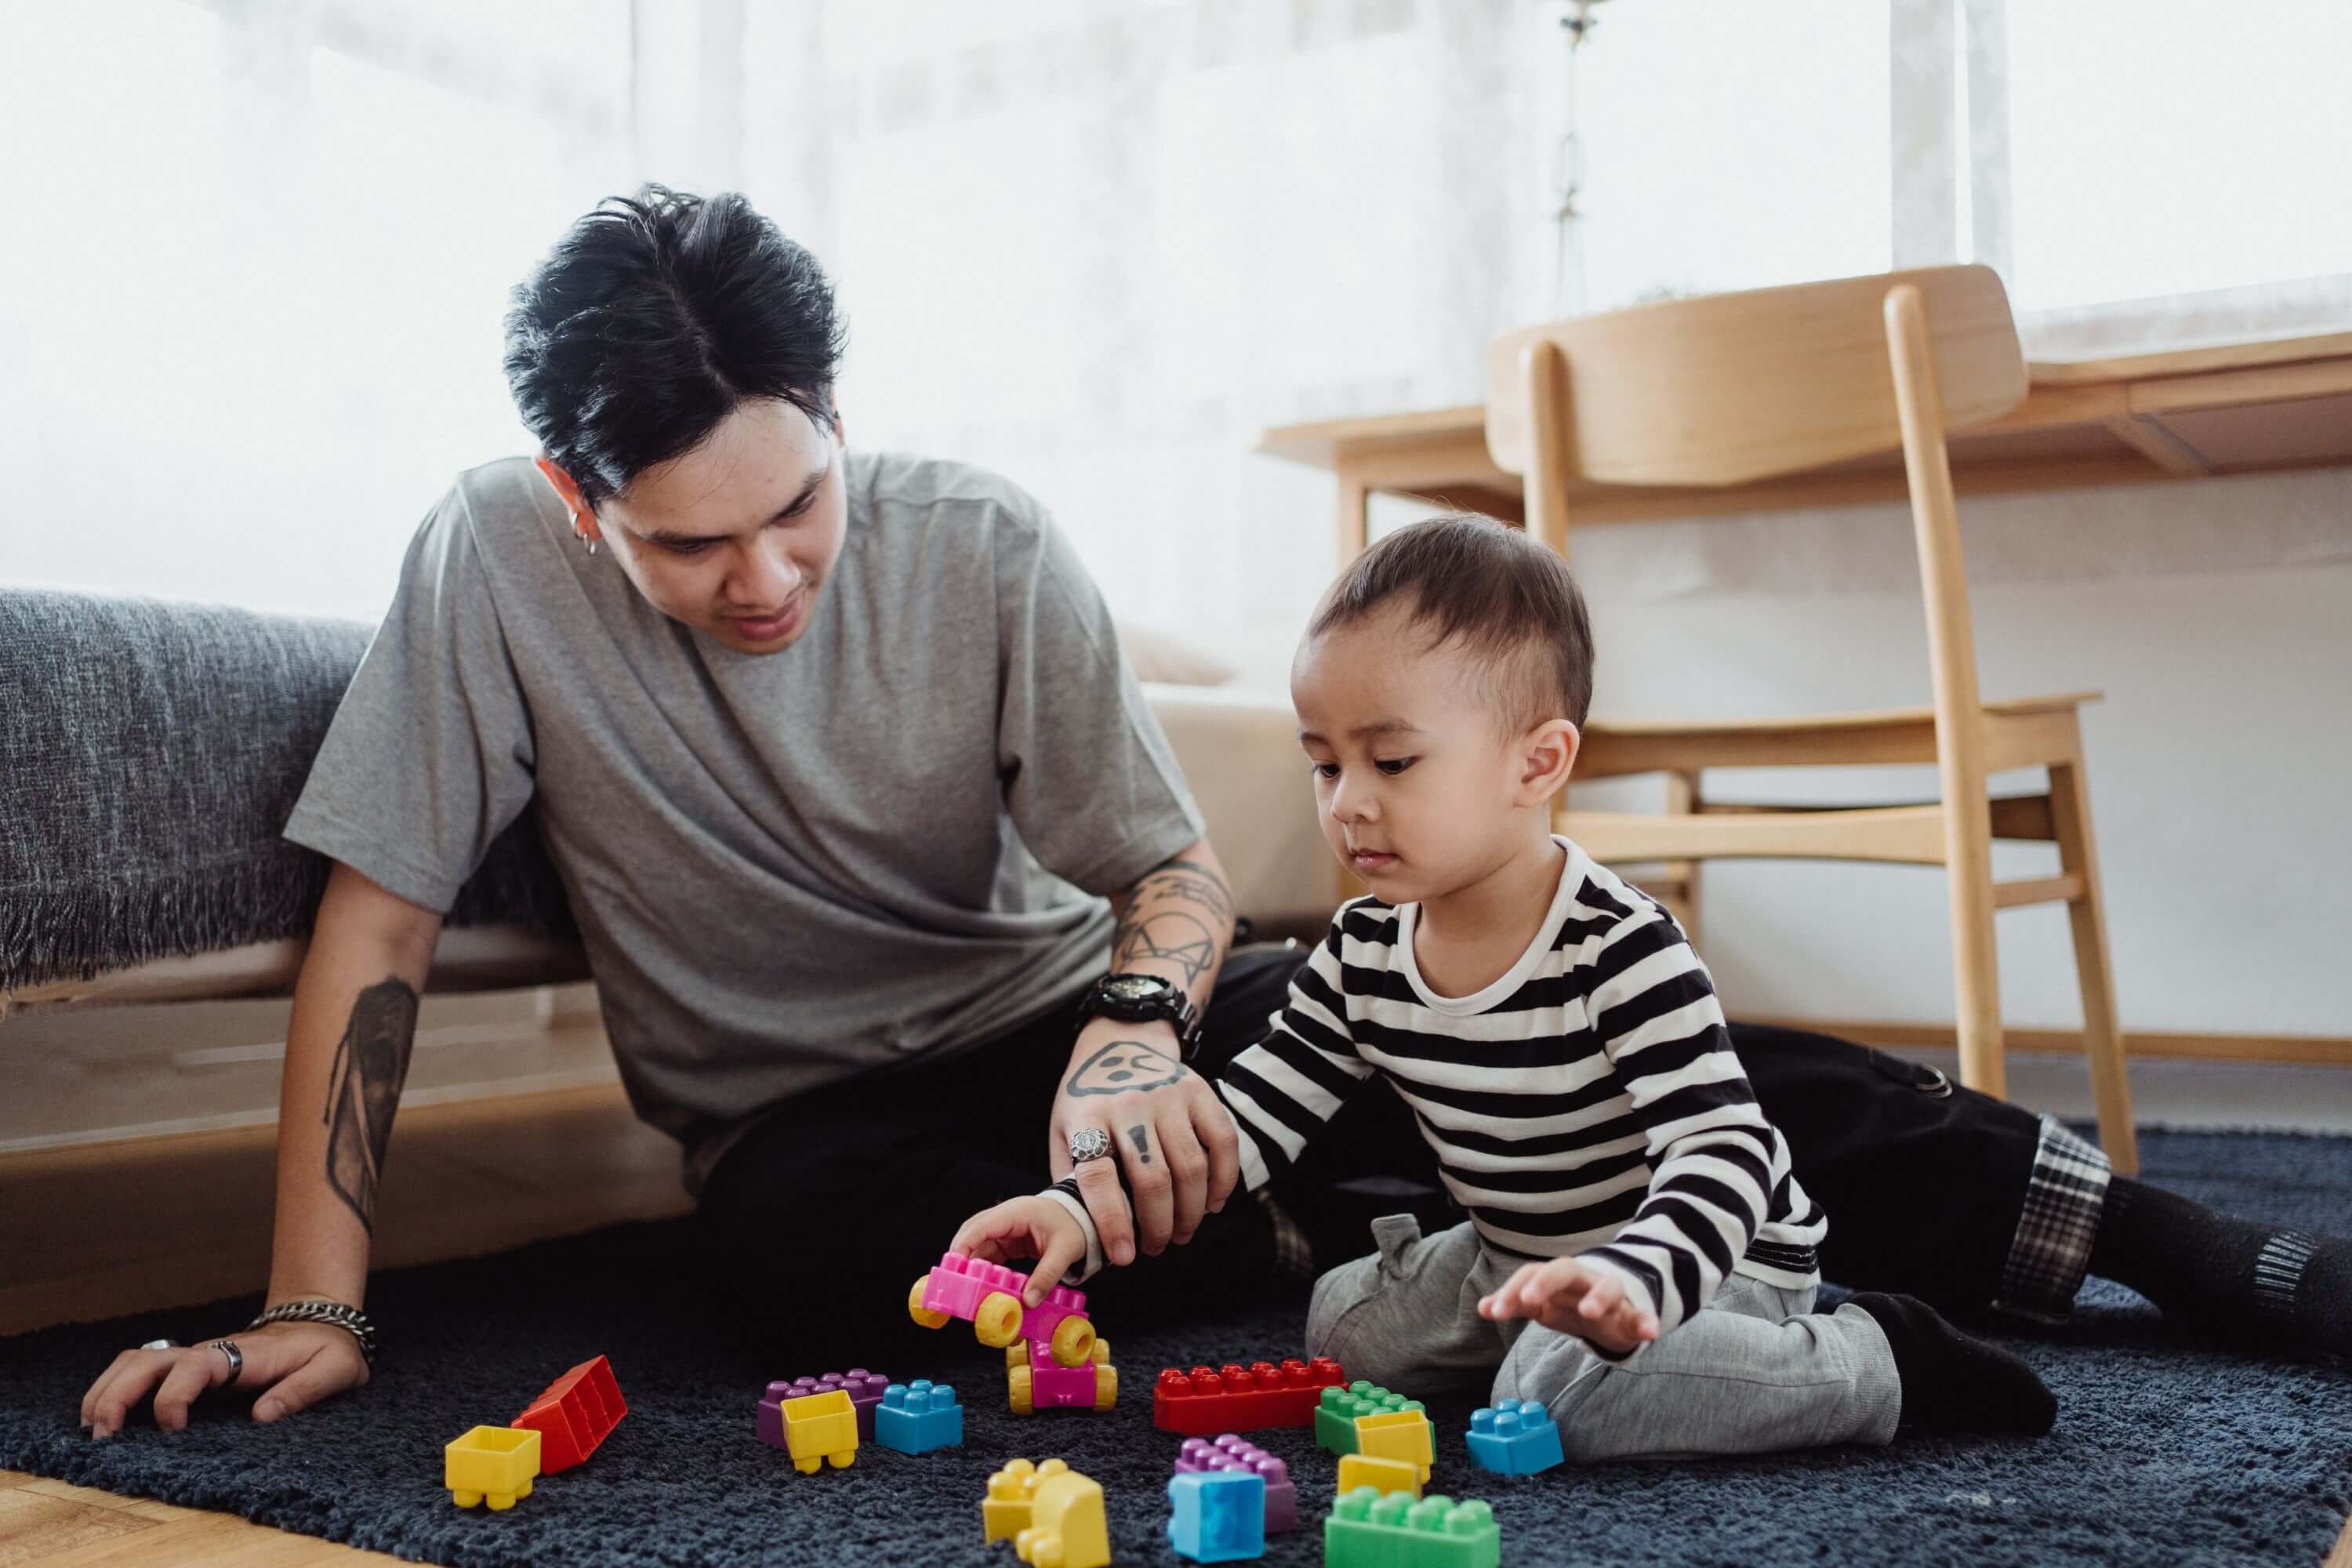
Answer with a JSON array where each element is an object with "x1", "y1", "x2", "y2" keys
[
  {"x1": 1663, "y1": 770, "x2": 1703, "y2": 950},
  {"x1": 1943, "y1": 795, "x2": 2007, "y2": 1102},
  {"x1": 2048, "y1": 748, "x2": 2139, "y2": 1175}
]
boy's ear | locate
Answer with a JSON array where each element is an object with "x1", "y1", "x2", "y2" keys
[{"x1": 1516, "y1": 718, "x2": 1580, "y2": 806}]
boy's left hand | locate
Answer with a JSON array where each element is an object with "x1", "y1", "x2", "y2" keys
[
  {"x1": 1479, "y1": 1258, "x2": 1660, "y2": 1355},
  {"x1": 949, "y1": 1196, "x2": 1091, "y2": 1307}
]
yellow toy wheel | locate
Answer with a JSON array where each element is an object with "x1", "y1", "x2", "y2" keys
[
  {"x1": 1048, "y1": 1315, "x2": 1095, "y2": 1368},
  {"x1": 1008, "y1": 1364, "x2": 1034, "y2": 1415},
  {"x1": 1093, "y1": 1364, "x2": 1118, "y2": 1412},
  {"x1": 1006, "y1": 1342, "x2": 1029, "y2": 1370},
  {"x1": 451, "y1": 1490, "x2": 483, "y2": 1509},
  {"x1": 827, "y1": 1450, "x2": 853, "y2": 1469},
  {"x1": 1090, "y1": 1336, "x2": 1112, "y2": 1367},
  {"x1": 795, "y1": 1455, "x2": 821, "y2": 1475},
  {"x1": 973, "y1": 1290, "x2": 1024, "y2": 1348},
  {"x1": 908, "y1": 1278, "x2": 950, "y2": 1330}
]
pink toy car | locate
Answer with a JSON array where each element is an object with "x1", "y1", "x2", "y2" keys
[{"x1": 908, "y1": 1252, "x2": 1098, "y2": 1368}]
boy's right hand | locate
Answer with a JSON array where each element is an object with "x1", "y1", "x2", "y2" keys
[
  {"x1": 79, "y1": 1321, "x2": 368, "y2": 1439},
  {"x1": 950, "y1": 1196, "x2": 1091, "y2": 1307}
]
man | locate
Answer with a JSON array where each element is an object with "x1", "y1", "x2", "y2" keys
[{"x1": 78, "y1": 186, "x2": 2345, "y2": 1440}]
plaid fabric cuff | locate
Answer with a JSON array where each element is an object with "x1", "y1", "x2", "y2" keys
[{"x1": 1991, "y1": 1115, "x2": 2111, "y2": 1324}]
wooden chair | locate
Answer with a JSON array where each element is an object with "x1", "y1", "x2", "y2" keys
[{"x1": 1485, "y1": 263, "x2": 2138, "y2": 1173}]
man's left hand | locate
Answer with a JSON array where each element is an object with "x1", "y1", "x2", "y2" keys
[{"x1": 1049, "y1": 1018, "x2": 1239, "y2": 1265}]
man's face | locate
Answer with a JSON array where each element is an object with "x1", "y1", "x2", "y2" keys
[{"x1": 541, "y1": 397, "x2": 850, "y2": 656}]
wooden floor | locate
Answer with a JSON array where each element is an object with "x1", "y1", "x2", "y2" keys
[
  {"x1": 0, "y1": 1081, "x2": 688, "y2": 1566},
  {"x1": 4, "y1": 1082, "x2": 2350, "y2": 1566}
]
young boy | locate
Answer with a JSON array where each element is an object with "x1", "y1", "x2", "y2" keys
[{"x1": 950, "y1": 514, "x2": 2058, "y2": 1461}]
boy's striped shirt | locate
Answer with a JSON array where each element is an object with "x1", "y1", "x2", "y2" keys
[{"x1": 1218, "y1": 837, "x2": 1824, "y2": 1348}]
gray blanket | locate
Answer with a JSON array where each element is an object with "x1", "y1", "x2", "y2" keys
[{"x1": 0, "y1": 588, "x2": 574, "y2": 991}]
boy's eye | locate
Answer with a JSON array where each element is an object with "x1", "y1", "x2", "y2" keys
[
  {"x1": 1375, "y1": 757, "x2": 1416, "y2": 776},
  {"x1": 1311, "y1": 762, "x2": 1339, "y2": 779}
]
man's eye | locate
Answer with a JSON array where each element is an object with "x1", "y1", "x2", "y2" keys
[
  {"x1": 662, "y1": 540, "x2": 716, "y2": 557},
  {"x1": 1375, "y1": 757, "x2": 1416, "y2": 776}
]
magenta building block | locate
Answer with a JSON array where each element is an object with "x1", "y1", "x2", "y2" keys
[
  {"x1": 1173, "y1": 1433, "x2": 1297, "y2": 1532},
  {"x1": 1029, "y1": 1363, "x2": 1102, "y2": 1410},
  {"x1": 1020, "y1": 1283, "x2": 1094, "y2": 1361},
  {"x1": 919, "y1": 1253, "x2": 1030, "y2": 1322}
]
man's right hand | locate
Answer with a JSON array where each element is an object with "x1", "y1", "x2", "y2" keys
[{"x1": 80, "y1": 1321, "x2": 368, "y2": 1438}]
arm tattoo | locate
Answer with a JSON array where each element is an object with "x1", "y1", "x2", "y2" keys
[
  {"x1": 321, "y1": 976, "x2": 419, "y2": 1235},
  {"x1": 1133, "y1": 858, "x2": 1234, "y2": 927},
  {"x1": 1065, "y1": 1037, "x2": 1187, "y2": 1096},
  {"x1": 1111, "y1": 854, "x2": 1233, "y2": 990},
  {"x1": 1126, "y1": 1124, "x2": 1152, "y2": 1165},
  {"x1": 1115, "y1": 911, "x2": 1217, "y2": 984}
]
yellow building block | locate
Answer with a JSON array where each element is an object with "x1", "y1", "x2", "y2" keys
[
  {"x1": 781, "y1": 1388, "x2": 858, "y2": 1474},
  {"x1": 983, "y1": 1457, "x2": 1070, "y2": 1544},
  {"x1": 1356, "y1": 1408, "x2": 1436, "y2": 1483},
  {"x1": 1014, "y1": 1466, "x2": 1109, "y2": 1568},
  {"x1": 1338, "y1": 1451, "x2": 1423, "y2": 1498},
  {"x1": 445, "y1": 1425, "x2": 541, "y2": 1510}
]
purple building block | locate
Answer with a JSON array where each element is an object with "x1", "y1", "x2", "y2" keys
[
  {"x1": 1174, "y1": 1434, "x2": 1297, "y2": 1532},
  {"x1": 760, "y1": 1369, "x2": 890, "y2": 1445}
]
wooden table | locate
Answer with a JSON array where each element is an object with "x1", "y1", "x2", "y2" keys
[{"x1": 1257, "y1": 329, "x2": 2352, "y2": 560}]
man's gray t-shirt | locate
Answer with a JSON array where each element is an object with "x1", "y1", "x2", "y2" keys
[{"x1": 286, "y1": 449, "x2": 1204, "y2": 1192}]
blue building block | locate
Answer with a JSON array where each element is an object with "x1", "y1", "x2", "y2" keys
[
  {"x1": 1167, "y1": 1470, "x2": 1265, "y2": 1563},
  {"x1": 873, "y1": 1380, "x2": 963, "y2": 1455},
  {"x1": 1465, "y1": 1399, "x2": 1563, "y2": 1476}
]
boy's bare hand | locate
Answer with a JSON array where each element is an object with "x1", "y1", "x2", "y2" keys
[
  {"x1": 950, "y1": 1196, "x2": 1091, "y2": 1307},
  {"x1": 1478, "y1": 1258, "x2": 1660, "y2": 1355}
]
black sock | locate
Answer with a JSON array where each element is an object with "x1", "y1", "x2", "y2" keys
[
  {"x1": 2087, "y1": 1178, "x2": 2350, "y2": 1361},
  {"x1": 1849, "y1": 1292, "x2": 2057, "y2": 1436}
]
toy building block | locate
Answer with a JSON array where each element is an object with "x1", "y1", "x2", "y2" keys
[
  {"x1": 445, "y1": 1425, "x2": 540, "y2": 1510},
  {"x1": 911, "y1": 1252, "x2": 1097, "y2": 1357},
  {"x1": 1175, "y1": 1436, "x2": 1297, "y2": 1532},
  {"x1": 1152, "y1": 1356, "x2": 1348, "y2": 1434},
  {"x1": 1337, "y1": 1453, "x2": 1422, "y2": 1500},
  {"x1": 1010, "y1": 1336, "x2": 1116, "y2": 1414},
  {"x1": 1465, "y1": 1398, "x2": 1563, "y2": 1476},
  {"x1": 874, "y1": 1381, "x2": 963, "y2": 1454},
  {"x1": 1015, "y1": 1466, "x2": 1109, "y2": 1568},
  {"x1": 982, "y1": 1457, "x2": 1071, "y2": 1544},
  {"x1": 1168, "y1": 1470, "x2": 1266, "y2": 1563},
  {"x1": 767, "y1": 1369, "x2": 890, "y2": 1441},
  {"x1": 1314, "y1": 1383, "x2": 1432, "y2": 1460},
  {"x1": 512, "y1": 1354, "x2": 626, "y2": 1474},
  {"x1": 779, "y1": 1387, "x2": 858, "y2": 1474},
  {"x1": 1324, "y1": 1488, "x2": 1500, "y2": 1568},
  {"x1": 1356, "y1": 1408, "x2": 1436, "y2": 1485}
]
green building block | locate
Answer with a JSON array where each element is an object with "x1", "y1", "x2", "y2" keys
[
  {"x1": 1315, "y1": 1383, "x2": 1436, "y2": 1459},
  {"x1": 1324, "y1": 1486, "x2": 1500, "y2": 1568}
]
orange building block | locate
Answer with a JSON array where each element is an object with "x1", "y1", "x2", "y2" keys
[{"x1": 514, "y1": 1355, "x2": 627, "y2": 1474}]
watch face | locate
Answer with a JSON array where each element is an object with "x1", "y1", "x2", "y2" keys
[{"x1": 1107, "y1": 975, "x2": 1167, "y2": 1001}]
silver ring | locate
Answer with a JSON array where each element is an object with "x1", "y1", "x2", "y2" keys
[
  {"x1": 1067, "y1": 1126, "x2": 1113, "y2": 1163},
  {"x1": 140, "y1": 1338, "x2": 176, "y2": 1352},
  {"x1": 205, "y1": 1339, "x2": 244, "y2": 1385}
]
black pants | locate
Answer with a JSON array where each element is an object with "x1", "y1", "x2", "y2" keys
[{"x1": 696, "y1": 949, "x2": 2055, "y2": 1361}]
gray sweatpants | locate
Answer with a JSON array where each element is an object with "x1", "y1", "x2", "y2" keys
[{"x1": 1305, "y1": 1214, "x2": 1904, "y2": 1464}]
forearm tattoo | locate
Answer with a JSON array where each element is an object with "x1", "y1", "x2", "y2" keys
[
  {"x1": 1065, "y1": 1037, "x2": 1187, "y2": 1097},
  {"x1": 321, "y1": 976, "x2": 419, "y2": 1235},
  {"x1": 1112, "y1": 855, "x2": 1234, "y2": 987}
]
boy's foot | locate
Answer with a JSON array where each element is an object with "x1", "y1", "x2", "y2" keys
[{"x1": 1848, "y1": 1292, "x2": 2058, "y2": 1436}]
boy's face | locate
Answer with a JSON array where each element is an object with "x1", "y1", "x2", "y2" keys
[
  {"x1": 1292, "y1": 603, "x2": 1576, "y2": 905},
  {"x1": 536, "y1": 397, "x2": 851, "y2": 656}
]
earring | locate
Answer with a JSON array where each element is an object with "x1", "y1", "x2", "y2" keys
[{"x1": 574, "y1": 529, "x2": 597, "y2": 556}]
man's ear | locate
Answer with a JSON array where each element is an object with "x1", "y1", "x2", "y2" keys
[
  {"x1": 533, "y1": 454, "x2": 601, "y2": 543},
  {"x1": 1516, "y1": 718, "x2": 1581, "y2": 807}
]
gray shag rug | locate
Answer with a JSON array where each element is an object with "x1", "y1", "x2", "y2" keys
[{"x1": 2, "y1": 1127, "x2": 2347, "y2": 1567}]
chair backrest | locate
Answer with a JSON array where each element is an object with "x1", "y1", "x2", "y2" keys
[{"x1": 1483, "y1": 263, "x2": 2026, "y2": 487}]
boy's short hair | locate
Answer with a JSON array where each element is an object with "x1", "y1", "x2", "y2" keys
[{"x1": 1308, "y1": 514, "x2": 1595, "y2": 731}]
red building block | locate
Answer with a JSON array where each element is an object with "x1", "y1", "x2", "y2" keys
[
  {"x1": 1152, "y1": 1357, "x2": 1346, "y2": 1435},
  {"x1": 514, "y1": 1355, "x2": 627, "y2": 1473}
]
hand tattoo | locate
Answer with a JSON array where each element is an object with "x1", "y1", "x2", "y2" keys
[
  {"x1": 1127, "y1": 1124, "x2": 1152, "y2": 1165},
  {"x1": 321, "y1": 976, "x2": 419, "y2": 1235},
  {"x1": 1065, "y1": 1038, "x2": 1187, "y2": 1096}
]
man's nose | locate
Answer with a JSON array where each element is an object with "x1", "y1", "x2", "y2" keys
[{"x1": 733, "y1": 537, "x2": 800, "y2": 604}]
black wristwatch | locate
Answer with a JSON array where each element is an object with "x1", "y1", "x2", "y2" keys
[{"x1": 1077, "y1": 972, "x2": 1202, "y2": 1055}]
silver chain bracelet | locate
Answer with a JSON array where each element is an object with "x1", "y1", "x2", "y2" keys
[{"x1": 245, "y1": 1298, "x2": 377, "y2": 1365}]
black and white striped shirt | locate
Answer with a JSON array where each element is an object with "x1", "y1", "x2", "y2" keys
[{"x1": 1220, "y1": 837, "x2": 1823, "y2": 1344}]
